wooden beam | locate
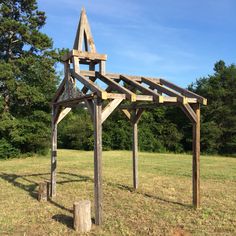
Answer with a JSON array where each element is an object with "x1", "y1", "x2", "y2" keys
[
  {"x1": 141, "y1": 77, "x2": 187, "y2": 104},
  {"x1": 181, "y1": 104, "x2": 197, "y2": 123},
  {"x1": 72, "y1": 56, "x2": 80, "y2": 74},
  {"x1": 73, "y1": 8, "x2": 96, "y2": 53},
  {"x1": 121, "y1": 109, "x2": 131, "y2": 120},
  {"x1": 132, "y1": 121, "x2": 138, "y2": 189},
  {"x1": 99, "y1": 60, "x2": 106, "y2": 75},
  {"x1": 71, "y1": 70, "x2": 107, "y2": 99},
  {"x1": 192, "y1": 103, "x2": 200, "y2": 208},
  {"x1": 57, "y1": 108, "x2": 71, "y2": 124},
  {"x1": 106, "y1": 93, "x2": 126, "y2": 99},
  {"x1": 132, "y1": 108, "x2": 144, "y2": 124},
  {"x1": 62, "y1": 51, "x2": 107, "y2": 62},
  {"x1": 51, "y1": 106, "x2": 57, "y2": 197},
  {"x1": 52, "y1": 78, "x2": 66, "y2": 103},
  {"x1": 101, "y1": 98, "x2": 123, "y2": 124},
  {"x1": 94, "y1": 98, "x2": 103, "y2": 225},
  {"x1": 120, "y1": 75, "x2": 163, "y2": 103},
  {"x1": 54, "y1": 94, "x2": 94, "y2": 107},
  {"x1": 97, "y1": 73, "x2": 136, "y2": 102},
  {"x1": 160, "y1": 79, "x2": 207, "y2": 105}
]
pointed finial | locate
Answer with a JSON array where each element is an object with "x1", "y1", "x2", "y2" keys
[{"x1": 81, "y1": 7, "x2": 86, "y2": 14}]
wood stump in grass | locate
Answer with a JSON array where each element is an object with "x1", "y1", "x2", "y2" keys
[
  {"x1": 38, "y1": 182, "x2": 49, "y2": 201},
  {"x1": 73, "y1": 200, "x2": 92, "y2": 232}
]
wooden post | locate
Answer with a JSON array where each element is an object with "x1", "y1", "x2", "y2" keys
[
  {"x1": 38, "y1": 182, "x2": 48, "y2": 201},
  {"x1": 73, "y1": 200, "x2": 92, "y2": 232},
  {"x1": 132, "y1": 122, "x2": 138, "y2": 189},
  {"x1": 94, "y1": 97, "x2": 103, "y2": 225},
  {"x1": 51, "y1": 106, "x2": 57, "y2": 198},
  {"x1": 192, "y1": 103, "x2": 200, "y2": 208}
]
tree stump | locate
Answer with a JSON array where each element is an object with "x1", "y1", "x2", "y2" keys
[
  {"x1": 73, "y1": 200, "x2": 92, "y2": 232},
  {"x1": 38, "y1": 182, "x2": 49, "y2": 201}
]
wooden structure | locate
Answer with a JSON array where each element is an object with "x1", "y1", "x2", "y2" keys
[{"x1": 50, "y1": 8, "x2": 207, "y2": 225}]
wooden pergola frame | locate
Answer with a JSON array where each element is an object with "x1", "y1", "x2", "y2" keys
[{"x1": 50, "y1": 8, "x2": 207, "y2": 226}]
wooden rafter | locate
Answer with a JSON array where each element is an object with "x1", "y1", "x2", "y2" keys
[{"x1": 120, "y1": 75, "x2": 163, "y2": 103}]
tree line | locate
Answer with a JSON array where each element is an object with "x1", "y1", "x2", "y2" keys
[{"x1": 0, "y1": 0, "x2": 236, "y2": 158}]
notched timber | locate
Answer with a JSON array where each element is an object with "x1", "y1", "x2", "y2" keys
[
  {"x1": 97, "y1": 72, "x2": 136, "y2": 102},
  {"x1": 160, "y1": 79, "x2": 207, "y2": 105},
  {"x1": 71, "y1": 70, "x2": 108, "y2": 99},
  {"x1": 120, "y1": 75, "x2": 163, "y2": 103}
]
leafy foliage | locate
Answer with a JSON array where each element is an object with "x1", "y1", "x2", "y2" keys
[
  {"x1": 189, "y1": 60, "x2": 236, "y2": 154},
  {"x1": 0, "y1": 0, "x2": 59, "y2": 158}
]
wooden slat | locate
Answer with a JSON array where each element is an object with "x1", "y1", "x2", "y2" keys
[
  {"x1": 120, "y1": 75, "x2": 163, "y2": 103},
  {"x1": 97, "y1": 73, "x2": 136, "y2": 101},
  {"x1": 106, "y1": 93, "x2": 126, "y2": 99},
  {"x1": 71, "y1": 70, "x2": 107, "y2": 99},
  {"x1": 94, "y1": 98, "x2": 102, "y2": 225},
  {"x1": 142, "y1": 77, "x2": 187, "y2": 104},
  {"x1": 160, "y1": 79, "x2": 207, "y2": 105},
  {"x1": 101, "y1": 98, "x2": 123, "y2": 124},
  {"x1": 192, "y1": 103, "x2": 200, "y2": 208}
]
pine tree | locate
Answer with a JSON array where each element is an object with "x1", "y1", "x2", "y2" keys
[{"x1": 0, "y1": 0, "x2": 59, "y2": 158}]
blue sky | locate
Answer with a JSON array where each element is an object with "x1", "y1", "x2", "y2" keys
[{"x1": 38, "y1": 0, "x2": 236, "y2": 87}]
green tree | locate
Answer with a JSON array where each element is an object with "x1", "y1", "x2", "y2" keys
[
  {"x1": 189, "y1": 60, "x2": 236, "y2": 154},
  {"x1": 0, "y1": 0, "x2": 59, "y2": 157}
]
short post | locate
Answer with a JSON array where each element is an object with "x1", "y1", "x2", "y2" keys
[
  {"x1": 73, "y1": 200, "x2": 92, "y2": 233},
  {"x1": 38, "y1": 182, "x2": 49, "y2": 201}
]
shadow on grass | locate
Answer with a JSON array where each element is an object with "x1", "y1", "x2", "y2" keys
[
  {"x1": 52, "y1": 214, "x2": 73, "y2": 229},
  {"x1": 0, "y1": 171, "x2": 191, "y2": 216},
  {"x1": 108, "y1": 182, "x2": 192, "y2": 208},
  {"x1": 0, "y1": 171, "x2": 93, "y2": 214}
]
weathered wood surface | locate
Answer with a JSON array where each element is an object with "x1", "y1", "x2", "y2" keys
[
  {"x1": 120, "y1": 75, "x2": 163, "y2": 103},
  {"x1": 73, "y1": 8, "x2": 96, "y2": 53},
  {"x1": 141, "y1": 77, "x2": 187, "y2": 104},
  {"x1": 97, "y1": 73, "x2": 136, "y2": 101},
  {"x1": 73, "y1": 200, "x2": 92, "y2": 232},
  {"x1": 71, "y1": 70, "x2": 107, "y2": 99},
  {"x1": 101, "y1": 98, "x2": 123, "y2": 124},
  {"x1": 38, "y1": 182, "x2": 49, "y2": 201},
  {"x1": 132, "y1": 122, "x2": 138, "y2": 189},
  {"x1": 181, "y1": 104, "x2": 197, "y2": 123},
  {"x1": 192, "y1": 103, "x2": 200, "y2": 208},
  {"x1": 51, "y1": 107, "x2": 57, "y2": 197},
  {"x1": 94, "y1": 98, "x2": 103, "y2": 225}
]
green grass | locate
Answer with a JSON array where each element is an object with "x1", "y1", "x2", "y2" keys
[{"x1": 0, "y1": 150, "x2": 236, "y2": 235}]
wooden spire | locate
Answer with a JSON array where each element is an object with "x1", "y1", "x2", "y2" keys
[{"x1": 73, "y1": 8, "x2": 96, "y2": 52}]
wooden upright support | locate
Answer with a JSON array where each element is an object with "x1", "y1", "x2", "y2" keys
[
  {"x1": 192, "y1": 103, "x2": 200, "y2": 208},
  {"x1": 94, "y1": 97, "x2": 103, "y2": 225},
  {"x1": 51, "y1": 106, "x2": 57, "y2": 197},
  {"x1": 130, "y1": 109, "x2": 144, "y2": 189},
  {"x1": 132, "y1": 121, "x2": 138, "y2": 189}
]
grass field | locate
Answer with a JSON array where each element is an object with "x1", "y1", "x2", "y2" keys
[{"x1": 0, "y1": 150, "x2": 236, "y2": 235}]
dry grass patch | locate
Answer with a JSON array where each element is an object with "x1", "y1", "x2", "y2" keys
[{"x1": 0, "y1": 150, "x2": 236, "y2": 235}]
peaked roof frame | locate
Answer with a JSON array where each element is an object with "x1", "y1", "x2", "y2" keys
[{"x1": 50, "y1": 8, "x2": 206, "y2": 226}]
